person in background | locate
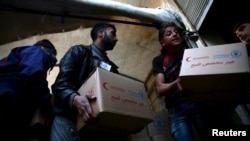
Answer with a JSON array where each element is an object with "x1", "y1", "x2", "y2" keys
[
  {"x1": 152, "y1": 22, "x2": 208, "y2": 141},
  {"x1": 232, "y1": 17, "x2": 250, "y2": 124},
  {"x1": 0, "y1": 39, "x2": 57, "y2": 141},
  {"x1": 233, "y1": 17, "x2": 250, "y2": 57},
  {"x1": 200, "y1": 18, "x2": 250, "y2": 140},
  {"x1": 50, "y1": 22, "x2": 122, "y2": 141}
]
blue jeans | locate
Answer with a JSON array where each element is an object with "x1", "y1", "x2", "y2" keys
[
  {"x1": 50, "y1": 115, "x2": 80, "y2": 141},
  {"x1": 168, "y1": 102, "x2": 208, "y2": 141}
]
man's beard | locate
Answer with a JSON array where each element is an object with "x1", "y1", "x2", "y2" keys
[{"x1": 102, "y1": 32, "x2": 115, "y2": 50}]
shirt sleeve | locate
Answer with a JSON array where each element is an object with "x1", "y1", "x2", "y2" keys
[
  {"x1": 19, "y1": 47, "x2": 47, "y2": 77},
  {"x1": 152, "y1": 55, "x2": 164, "y2": 74},
  {"x1": 18, "y1": 46, "x2": 51, "y2": 102},
  {"x1": 51, "y1": 45, "x2": 89, "y2": 110}
]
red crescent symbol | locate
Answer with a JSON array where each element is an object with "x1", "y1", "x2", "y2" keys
[
  {"x1": 186, "y1": 57, "x2": 191, "y2": 62},
  {"x1": 103, "y1": 82, "x2": 109, "y2": 90}
]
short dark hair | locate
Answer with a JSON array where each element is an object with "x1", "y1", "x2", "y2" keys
[
  {"x1": 158, "y1": 22, "x2": 184, "y2": 41},
  {"x1": 158, "y1": 22, "x2": 186, "y2": 54},
  {"x1": 90, "y1": 23, "x2": 116, "y2": 41},
  {"x1": 33, "y1": 39, "x2": 57, "y2": 55},
  {"x1": 233, "y1": 18, "x2": 250, "y2": 33}
]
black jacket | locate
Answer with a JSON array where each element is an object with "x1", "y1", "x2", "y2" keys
[{"x1": 52, "y1": 44, "x2": 118, "y2": 119}]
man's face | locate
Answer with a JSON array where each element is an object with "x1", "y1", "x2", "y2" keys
[
  {"x1": 160, "y1": 26, "x2": 183, "y2": 49},
  {"x1": 235, "y1": 23, "x2": 250, "y2": 44},
  {"x1": 102, "y1": 27, "x2": 118, "y2": 51}
]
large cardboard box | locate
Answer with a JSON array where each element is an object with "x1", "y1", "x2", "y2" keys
[
  {"x1": 147, "y1": 111, "x2": 173, "y2": 139},
  {"x1": 129, "y1": 127, "x2": 149, "y2": 140},
  {"x1": 179, "y1": 43, "x2": 250, "y2": 101},
  {"x1": 77, "y1": 68, "x2": 153, "y2": 133}
]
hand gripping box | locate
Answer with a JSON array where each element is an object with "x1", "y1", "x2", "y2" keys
[
  {"x1": 179, "y1": 43, "x2": 250, "y2": 101},
  {"x1": 77, "y1": 68, "x2": 153, "y2": 133}
]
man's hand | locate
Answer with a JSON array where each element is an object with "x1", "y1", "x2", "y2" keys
[
  {"x1": 176, "y1": 77, "x2": 183, "y2": 96},
  {"x1": 73, "y1": 95, "x2": 96, "y2": 122}
]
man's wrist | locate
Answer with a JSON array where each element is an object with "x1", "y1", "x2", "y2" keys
[{"x1": 69, "y1": 92, "x2": 80, "y2": 108}]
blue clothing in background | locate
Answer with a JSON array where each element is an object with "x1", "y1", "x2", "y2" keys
[{"x1": 0, "y1": 45, "x2": 52, "y2": 140}]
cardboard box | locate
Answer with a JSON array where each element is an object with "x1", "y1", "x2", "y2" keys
[
  {"x1": 147, "y1": 111, "x2": 172, "y2": 137},
  {"x1": 77, "y1": 68, "x2": 153, "y2": 133},
  {"x1": 180, "y1": 43, "x2": 250, "y2": 101},
  {"x1": 151, "y1": 134, "x2": 174, "y2": 141},
  {"x1": 129, "y1": 127, "x2": 149, "y2": 139},
  {"x1": 129, "y1": 137, "x2": 151, "y2": 141}
]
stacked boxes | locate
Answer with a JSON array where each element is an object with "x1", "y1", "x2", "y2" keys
[{"x1": 129, "y1": 110, "x2": 174, "y2": 141}]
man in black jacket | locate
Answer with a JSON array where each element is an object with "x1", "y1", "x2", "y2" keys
[{"x1": 50, "y1": 23, "x2": 119, "y2": 141}]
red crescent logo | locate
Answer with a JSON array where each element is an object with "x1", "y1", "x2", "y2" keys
[
  {"x1": 103, "y1": 82, "x2": 109, "y2": 90},
  {"x1": 186, "y1": 57, "x2": 191, "y2": 62}
]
